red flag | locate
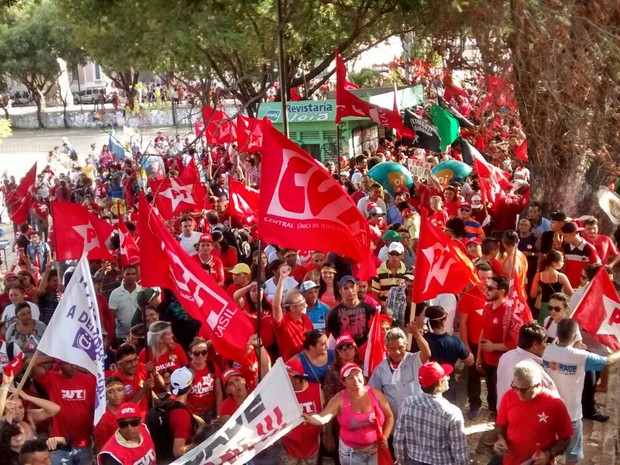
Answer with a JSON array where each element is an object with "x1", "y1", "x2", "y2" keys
[
  {"x1": 8, "y1": 162, "x2": 37, "y2": 225},
  {"x1": 413, "y1": 215, "x2": 479, "y2": 303},
  {"x1": 503, "y1": 253, "x2": 534, "y2": 347},
  {"x1": 150, "y1": 175, "x2": 203, "y2": 220},
  {"x1": 117, "y1": 215, "x2": 140, "y2": 267},
  {"x1": 259, "y1": 124, "x2": 376, "y2": 280},
  {"x1": 229, "y1": 177, "x2": 259, "y2": 226},
  {"x1": 202, "y1": 107, "x2": 237, "y2": 144},
  {"x1": 363, "y1": 313, "x2": 389, "y2": 377},
  {"x1": 236, "y1": 115, "x2": 269, "y2": 153},
  {"x1": 194, "y1": 121, "x2": 205, "y2": 140},
  {"x1": 51, "y1": 202, "x2": 114, "y2": 260},
  {"x1": 3, "y1": 351, "x2": 23, "y2": 376},
  {"x1": 138, "y1": 196, "x2": 253, "y2": 362},
  {"x1": 343, "y1": 79, "x2": 360, "y2": 90},
  {"x1": 469, "y1": 140, "x2": 511, "y2": 204},
  {"x1": 290, "y1": 86, "x2": 303, "y2": 101},
  {"x1": 180, "y1": 158, "x2": 208, "y2": 211},
  {"x1": 514, "y1": 139, "x2": 528, "y2": 162},
  {"x1": 443, "y1": 70, "x2": 468, "y2": 102},
  {"x1": 572, "y1": 268, "x2": 620, "y2": 350},
  {"x1": 335, "y1": 51, "x2": 408, "y2": 136}
]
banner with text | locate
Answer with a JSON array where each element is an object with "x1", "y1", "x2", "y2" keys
[{"x1": 171, "y1": 358, "x2": 302, "y2": 465}]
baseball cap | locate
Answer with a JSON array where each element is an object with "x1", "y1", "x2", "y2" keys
[
  {"x1": 338, "y1": 275, "x2": 358, "y2": 288},
  {"x1": 116, "y1": 402, "x2": 142, "y2": 420},
  {"x1": 198, "y1": 233, "x2": 213, "y2": 243},
  {"x1": 388, "y1": 242, "x2": 405, "y2": 255},
  {"x1": 459, "y1": 202, "x2": 471, "y2": 209},
  {"x1": 221, "y1": 368, "x2": 243, "y2": 387},
  {"x1": 383, "y1": 230, "x2": 402, "y2": 243},
  {"x1": 335, "y1": 334, "x2": 356, "y2": 349},
  {"x1": 549, "y1": 211, "x2": 567, "y2": 222},
  {"x1": 369, "y1": 206, "x2": 385, "y2": 216},
  {"x1": 285, "y1": 358, "x2": 306, "y2": 378},
  {"x1": 137, "y1": 288, "x2": 160, "y2": 307},
  {"x1": 464, "y1": 237, "x2": 482, "y2": 246},
  {"x1": 418, "y1": 362, "x2": 454, "y2": 388},
  {"x1": 170, "y1": 367, "x2": 194, "y2": 396},
  {"x1": 3, "y1": 272, "x2": 18, "y2": 283},
  {"x1": 340, "y1": 362, "x2": 362, "y2": 379},
  {"x1": 396, "y1": 186, "x2": 410, "y2": 196},
  {"x1": 230, "y1": 263, "x2": 251, "y2": 275},
  {"x1": 300, "y1": 280, "x2": 320, "y2": 293},
  {"x1": 561, "y1": 222, "x2": 584, "y2": 234}
]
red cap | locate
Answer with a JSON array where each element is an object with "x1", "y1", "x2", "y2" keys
[
  {"x1": 198, "y1": 233, "x2": 213, "y2": 243},
  {"x1": 221, "y1": 368, "x2": 243, "y2": 386},
  {"x1": 335, "y1": 334, "x2": 356, "y2": 348},
  {"x1": 418, "y1": 362, "x2": 454, "y2": 388},
  {"x1": 116, "y1": 402, "x2": 142, "y2": 420},
  {"x1": 285, "y1": 358, "x2": 305, "y2": 376},
  {"x1": 340, "y1": 362, "x2": 362, "y2": 379},
  {"x1": 3, "y1": 272, "x2": 18, "y2": 282},
  {"x1": 459, "y1": 202, "x2": 471, "y2": 209},
  {"x1": 465, "y1": 237, "x2": 482, "y2": 246}
]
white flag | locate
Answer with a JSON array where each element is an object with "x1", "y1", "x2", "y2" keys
[
  {"x1": 172, "y1": 358, "x2": 303, "y2": 465},
  {"x1": 37, "y1": 254, "x2": 106, "y2": 425}
]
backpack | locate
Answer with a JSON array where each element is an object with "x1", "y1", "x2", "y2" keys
[{"x1": 145, "y1": 399, "x2": 195, "y2": 465}]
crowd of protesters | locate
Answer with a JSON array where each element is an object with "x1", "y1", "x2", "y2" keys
[{"x1": 0, "y1": 82, "x2": 617, "y2": 465}]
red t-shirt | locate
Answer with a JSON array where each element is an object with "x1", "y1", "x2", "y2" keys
[
  {"x1": 112, "y1": 364, "x2": 149, "y2": 413},
  {"x1": 458, "y1": 287, "x2": 486, "y2": 345},
  {"x1": 168, "y1": 406, "x2": 194, "y2": 441},
  {"x1": 139, "y1": 344, "x2": 188, "y2": 375},
  {"x1": 191, "y1": 254, "x2": 225, "y2": 285},
  {"x1": 443, "y1": 200, "x2": 459, "y2": 219},
  {"x1": 186, "y1": 364, "x2": 221, "y2": 415},
  {"x1": 587, "y1": 234, "x2": 619, "y2": 265},
  {"x1": 37, "y1": 370, "x2": 96, "y2": 447},
  {"x1": 219, "y1": 397, "x2": 242, "y2": 417},
  {"x1": 562, "y1": 240, "x2": 601, "y2": 288},
  {"x1": 281, "y1": 382, "x2": 322, "y2": 459},
  {"x1": 496, "y1": 389, "x2": 573, "y2": 465},
  {"x1": 480, "y1": 302, "x2": 511, "y2": 366},
  {"x1": 490, "y1": 194, "x2": 526, "y2": 232},
  {"x1": 273, "y1": 313, "x2": 314, "y2": 362},
  {"x1": 93, "y1": 407, "x2": 118, "y2": 451}
]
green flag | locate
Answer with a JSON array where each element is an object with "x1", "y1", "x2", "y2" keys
[{"x1": 430, "y1": 104, "x2": 459, "y2": 152}]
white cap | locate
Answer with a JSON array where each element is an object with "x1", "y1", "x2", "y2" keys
[
  {"x1": 388, "y1": 242, "x2": 405, "y2": 254},
  {"x1": 170, "y1": 367, "x2": 194, "y2": 396}
]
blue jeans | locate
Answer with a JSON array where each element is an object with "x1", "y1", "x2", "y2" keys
[
  {"x1": 338, "y1": 440, "x2": 378, "y2": 465},
  {"x1": 51, "y1": 447, "x2": 93, "y2": 465}
]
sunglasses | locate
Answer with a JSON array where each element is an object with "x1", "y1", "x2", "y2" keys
[
  {"x1": 389, "y1": 252, "x2": 402, "y2": 256},
  {"x1": 337, "y1": 343, "x2": 355, "y2": 351},
  {"x1": 459, "y1": 208, "x2": 471, "y2": 212},
  {"x1": 511, "y1": 382, "x2": 540, "y2": 393},
  {"x1": 548, "y1": 305, "x2": 564, "y2": 312},
  {"x1": 486, "y1": 286, "x2": 498, "y2": 291},
  {"x1": 192, "y1": 350, "x2": 208, "y2": 357},
  {"x1": 118, "y1": 419, "x2": 141, "y2": 428}
]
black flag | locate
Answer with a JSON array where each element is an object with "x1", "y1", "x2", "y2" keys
[{"x1": 402, "y1": 110, "x2": 441, "y2": 152}]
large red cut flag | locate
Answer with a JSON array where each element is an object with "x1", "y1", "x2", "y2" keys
[
  {"x1": 259, "y1": 124, "x2": 376, "y2": 280},
  {"x1": 8, "y1": 162, "x2": 37, "y2": 225},
  {"x1": 335, "y1": 51, "x2": 407, "y2": 135},
  {"x1": 202, "y1": 107, "x2": 237, "y2": 144},
  {"x1": 138, "y1": 196, "x2": 253, "y2": 362},
  {"x1": 572, "y1": 268, "x2": 620, "y2": 350},
  {"x1": 413, "y1": 215, "x2": 479, "y2": 303},
  {"x1": 236, "y1": 115, "x2": 269, "y2": 153},
  {"x1": 117, "y1": 215, "x2": 140, "y2": 267},
  {"x1": 229, "y1": 177, "x2": 259, "y2": 226},
  {"x1": 51, "y1": 202, "x2": 114, "y2": 260},
  {"x1": 363, "y1": 313, "x2": 389, "y2": 377}
]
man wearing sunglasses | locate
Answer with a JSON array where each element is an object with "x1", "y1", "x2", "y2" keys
[
  {"x1": 98, "y1": 402, "x2": 156, "y2": 465},
  {"x1": 493, "y1": 360, "x2": 572, "y2": 465}
]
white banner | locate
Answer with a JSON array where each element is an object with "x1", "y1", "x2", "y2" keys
[
  {"x1": 36, "y1": 255, "x2": 106, "y2": 425},
  {"x1": 407, "y1": 158, "x2": 433, "y2": 179},
  {"x1": 171, "y1": 358, "x2": 303, "y2": 465}
]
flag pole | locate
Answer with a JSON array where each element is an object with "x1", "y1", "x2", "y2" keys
[
  {"x1": 276, "y1": 0, "x2": 289, "y2": 137},
  {"x1": 12, "y1": 350, "x2": 40, "y2": 398},
  {"x1": 256, "y1": 239, "x2": 263, "y2": 382}
]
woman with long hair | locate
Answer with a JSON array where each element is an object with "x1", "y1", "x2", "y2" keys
[
  {"x1": 323, "y1": 335, "x2": 361, "y2": 403},
  {"x1": 233, "y1": 281, "x2": 277, "y2": 358},
  {"x1": 212, "y1": 231, "x2": 238, "y2": 282},
  {"x1": 288, "y1": 330, "x2": 334, "y2": 384},
  {"x1": 319, "y1": 263, "x2": 341, "y2": 309},
  {"x1": 251, "y1": 250, "x2": 268, "y2": 281},
  {"x1": 186, "y1": 338, "x2": 223, "y2": 422},
  {"x1": 138, "y1": 321, "x2": 188, "y2": 378},
  {"x1": 530, "y1": 250, "x2": 573, "y2": 324},
  {"x1": 0, "y1": 420, "x2": 23, "y2": 465}
]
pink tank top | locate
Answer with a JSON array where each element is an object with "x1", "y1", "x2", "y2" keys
[{"x1": 338, "y1": 387, "x2": 385, "y2": 449}]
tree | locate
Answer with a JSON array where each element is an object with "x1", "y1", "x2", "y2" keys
[
  {"x1": 0, "y1": 0, "x2": 85, "y2": 128},
  {"x1": 347, "y1": 68, "x2": 387, "y2": 88}
]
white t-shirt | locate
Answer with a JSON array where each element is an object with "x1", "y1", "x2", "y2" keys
[
  {"x1": 263, "y1": 277, "x2": 299, "y2": 302},
  {"x1": 1, "y1": 301, "x2": 40, "y2": 327},
  {"x1": 178, "y1": 231, "x2": 202, "y2": 256},
  {"x1": 429, "y1": 293, "x2": 457, "y2": 335}
]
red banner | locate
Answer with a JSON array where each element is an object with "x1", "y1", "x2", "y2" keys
[
  {"x1": 117, "y1": 215, "x2": 140, "y2": 268},
  {"x1": 229, "y1": 177, "x2": 259, "y2": 227},
  {"x1": 51, "y1": 202, "x2": 114, "y2": 261},
  {"x1": 236, "y1": 115, "x2": 269, "y2": 153},
  {"x1": 259, "y1": 124, "x2": 376, "y2": 279},
  {"x1": 202, "y1": 107, "x2": 237, "y2": 144},
  {"x1": 8, "y1": 162, "x2": 37, "y2": 225},
  {"x1": 138, "y1": 196, "x2": 253, "y2": 362}
]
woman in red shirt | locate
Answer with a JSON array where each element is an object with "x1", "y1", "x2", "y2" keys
[
  {"x1": 138, "y1": 321, "x2": 187, "y2": 381},
  {"x1": 186, "y1": 338, "x2": 222, "y2": 422}
]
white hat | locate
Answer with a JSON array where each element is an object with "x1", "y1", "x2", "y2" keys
[
  {"x1": 300, "y1": 280, "x2": 320, "y2": 293},
  {"x1": 388, "y1": 242, "x2": 405, "y2": 254},
  {"x1": 170, "y1": 367, "x2": 194, "y2": 396}
]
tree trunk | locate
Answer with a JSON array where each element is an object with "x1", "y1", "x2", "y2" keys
[{"x1": 32, "y1": 89, "x2": 45, "y2": 129}]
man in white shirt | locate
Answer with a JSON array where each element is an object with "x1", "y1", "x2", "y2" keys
[
  {"x1": 178, "y1": 218, "x2": 202, "y2": 256},
  {"x1": 108, "y1": 265, "x2": 142, "y2": 341},
  {"x1": 496, "y1": 322, "x2": 557, "y2": 411}
]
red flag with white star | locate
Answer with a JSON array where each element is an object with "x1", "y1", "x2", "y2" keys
[
  {"x1": 138, "y1": 195, "x2": 253, "y2": 362},
  {"x1": 236, "y1": 115, "x2": 269, "y2": 153},
  {"x1": 202, "y1": 107, "x2": 237, "y2": 144},
  {"x1": 150, "y1": 176, "x2": 201, "y2": 220},
  {"x1": 179, "y1": 158, "x2": 209, "y2": 211},
  {"x1": 8, "y1": 162, "x2": 37, "y2": 225},
  {"x1": 572, "y1": 267, "x2": 620, "y2": 350},
  {"x1": 117, "y1": 215, "x2": 140, "y2": 267},
  {"x1": 468, "y1": 140, "x2": 511, "y2": 204},
  {"x1": 413, "y1": 214, "x2": 479, "y2": 303},
  {"x1": 51, "y1": 202, "x2": 114, "y2": 260},
  {"x1": 229, "y1": 177, "x2": 259, "y2": 226}
]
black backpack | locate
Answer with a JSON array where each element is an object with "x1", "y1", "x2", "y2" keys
[{"x1": 145, "y1": 399, "x2": 195, "y2": 464}]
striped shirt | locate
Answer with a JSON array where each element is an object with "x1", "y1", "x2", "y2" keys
[
  {"x1": 394, "y1": 392, "x2": 469, "y2": 465},
  {"x1": 371, "y1": 262, "x2": 413, "y2": 306}
]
